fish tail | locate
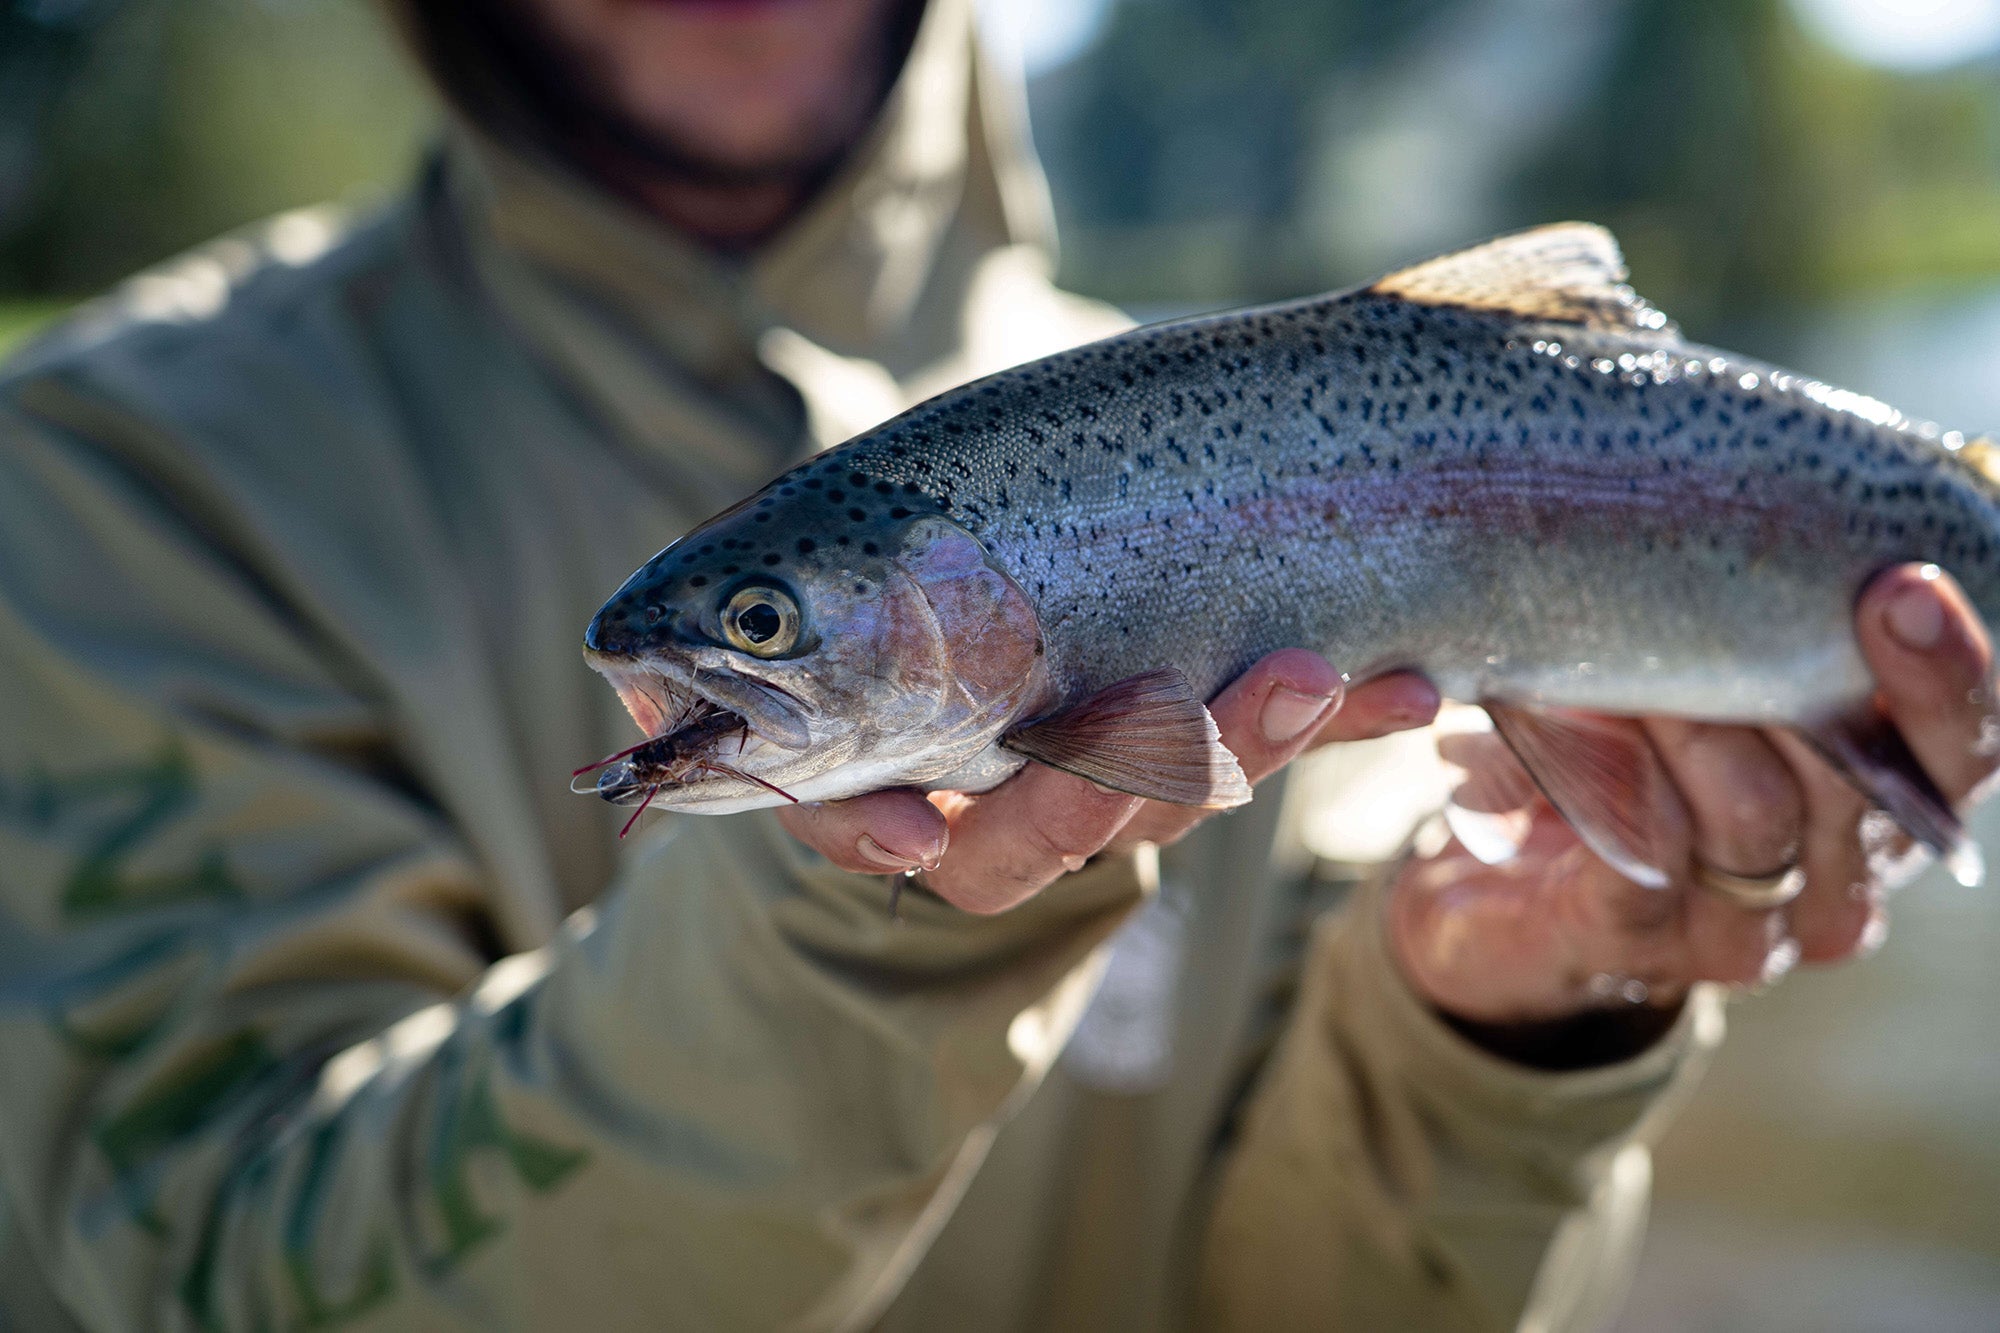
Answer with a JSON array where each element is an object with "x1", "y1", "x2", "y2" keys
[{"x1": 1921, "y1": 434, "x2": 2000, "y2": 637}]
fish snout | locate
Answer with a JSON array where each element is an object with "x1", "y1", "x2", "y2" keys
[
  {"x1": 586, "y1": 568, "x2": 686, "y2": 656},
  {"x1": 584, "y1": 599, "x2": 649, "y2": 657}
]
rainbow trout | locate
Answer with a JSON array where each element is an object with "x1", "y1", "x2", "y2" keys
[{"x1": 578, "y1": 224, "x2": 1998, "y2": 886}]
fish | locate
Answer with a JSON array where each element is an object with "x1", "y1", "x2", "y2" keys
[{"x1": 577, "y1": 223, "x2": 2000, "y2": 888}]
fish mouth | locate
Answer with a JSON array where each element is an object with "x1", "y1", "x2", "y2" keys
[{"x1": 577, "y1": 652, "x2": 813, "y2": 809}]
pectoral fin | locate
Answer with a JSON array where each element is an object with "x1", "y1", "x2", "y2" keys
[
  {"x1": 1483, "y1": 700, "x2": 1674, "y2": 888},
  {"x1": 1799, "y1": 704, "x2": 1982, "y2": 886},
  {"x1": 1003, "y1": 668, "x2": 1252, "y2": 808}
]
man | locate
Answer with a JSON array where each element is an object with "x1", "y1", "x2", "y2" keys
[{"x1": 0, "y1": 0, "x2": 1987, "y2": 1327}]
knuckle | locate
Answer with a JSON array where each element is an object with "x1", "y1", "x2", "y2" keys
[
  {"x1": 1122, "y1": 809, "x2": 1200, "y2": 850},
  {"x1": 1021, "y1": 780, "x2": 1135, "y2": 863},
  {"x1": 1021, "y1": 816, "x2": 1106, "y2": 871},
  {"x1": 1024, "y1": 816, "x2": 1104, "y2": 868},
  {"x1": 1704, "y1": 766, "x2": 1802, "y2": 867}
]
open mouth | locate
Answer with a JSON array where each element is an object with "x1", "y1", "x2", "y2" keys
[{"x1": 574, "y1": 658, "x2": 805, "y2": 829}]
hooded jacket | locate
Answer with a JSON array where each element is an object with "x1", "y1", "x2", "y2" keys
[{"x1": 0, "y1": 2, "x2": 1719, "y2": 1327}]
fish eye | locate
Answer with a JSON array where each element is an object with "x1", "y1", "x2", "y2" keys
[{"x1": 721, "y1": 585, "x2": 800, "y2": 657}]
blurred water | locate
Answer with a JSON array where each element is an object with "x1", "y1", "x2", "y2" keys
[
  {"x1": 1753, "y1": 284, "x2": 2000, "y2": 433},
  {"x1": 1618, "y1": 284, "x2": 2000, "y2": 1331}
]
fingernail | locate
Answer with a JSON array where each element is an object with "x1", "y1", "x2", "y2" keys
[
  {"x1": 1887, "y1": 581, "x2": 1945, "y2": 651},
  {"x1": 1262, "y1": 686, "x2": 1338, "y2": 744},
  {"x1": 856, "y1": 835, "x2": 921, "y2": 872}
]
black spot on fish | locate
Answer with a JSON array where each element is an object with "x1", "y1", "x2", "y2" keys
[
  {"x1": 690, "y1": 576, "x2": 708, "y2": 588},
  {"x1": 848, "y1": 508, "x2": 866, "y2": 522},
  {"x1": 762, "y1": 553, "x2": 781, "y2": 566},
  {"x1": 796, "y1": 539, "x2": 816, "y2": 555},
  {"x1": 863, "y1": 542, "x2": 879, "y2": 556}
]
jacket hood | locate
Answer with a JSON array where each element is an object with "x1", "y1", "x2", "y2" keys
[{"x1": 376, "y1": 1, "x2": 1077, "y2": 498}]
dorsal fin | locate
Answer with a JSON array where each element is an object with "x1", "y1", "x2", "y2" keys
[{"x1": 1366, "y1": 223, "x2": 1675, "y2": 335}]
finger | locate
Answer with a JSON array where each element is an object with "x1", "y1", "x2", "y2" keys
[
  {"x1": 1311, "y1": 671, "x2": 1441, "y2": 746},
  {"x1": 776, "y1": 789, "x2": 950, "y2": 874},
  {"x1": 1646, "y1": 720, "x2": 1805, "y2": 876},
  {"x1": 1678, "y1": 880, "x2": 1791, "y2": 985},
  {"x1": 1116, "y1": 649, "x2": 1342, "y2": 848},
  {"x1": 920, "y1": 766, "x2": 1141, "y2": 915},
  {"x1": 1643, "y1": 720, "x2": 1804, "y2": 984},
  {"x1": 1768, "y1": 729, "x2": 1877, "y2": 965},
  {"x1": 1858, "y1": 564, "x2": 1999, "y2": 803}
]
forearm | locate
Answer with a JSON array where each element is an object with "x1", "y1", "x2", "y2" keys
[{"x1": 1195, "y1": 880, "x2": 1722, "y2": 1332}]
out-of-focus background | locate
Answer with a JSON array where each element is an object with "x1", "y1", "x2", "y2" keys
[{"x1": 4, "y1": 0, "x2": 1998, "y2": 1326}]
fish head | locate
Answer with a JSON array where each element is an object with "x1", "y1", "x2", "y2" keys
[{"x1": 582, "y1": 489, "x2": 1048, "y2": 814}]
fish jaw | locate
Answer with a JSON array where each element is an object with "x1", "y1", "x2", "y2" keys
[
  {"x1": 577, "y1": 516, "x2": 1057, "y2": 814},
  {"x1": 580, "y1": 650, "x2": 832, "y2": 811}
]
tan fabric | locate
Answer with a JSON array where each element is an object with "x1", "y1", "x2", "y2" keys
[
  {"x1": 0, "y1": 2, "x2": 1720, "y2": 1328},
  {"x1": 1196, "y1": 867, "x2": 1722, "y2": 1331}
]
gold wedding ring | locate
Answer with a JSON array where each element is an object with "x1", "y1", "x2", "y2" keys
[{"x1": 1693, "y1": 859, "x2": 1807, "y2": 911}]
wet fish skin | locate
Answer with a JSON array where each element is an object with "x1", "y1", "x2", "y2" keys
[
  {"x1": 583, "y1": 224, "x2": 1998, "y2": 868},
  {"x1": 824, "y1": 286, "x2": 1994, "y2": 722}
]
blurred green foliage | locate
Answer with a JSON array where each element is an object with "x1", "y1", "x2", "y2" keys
[
  {"x1": 0, "y1": 0, "x2": 424, "y2": 296},
  {"x1": 0, "y1": 301, "x2": 61, "y2": 357},
  {"x1": 1, "y1": 0, "x2": 1996, "y2": 335},
  {"x1": 1032, "y1": 0, "x2": 2000, "y2": 326},
  {"x1": 1505, "y1": 1, "x2": 2000, "y2": 329}
]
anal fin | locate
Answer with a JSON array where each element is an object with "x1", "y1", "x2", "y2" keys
[
  {"x1": 1483, "y1": 700, "x2": 1674, "y2": 888},
  {"x1": 1002, "y1": 668, "x2": 1251, "y2": 808},
  {"x1": 1800, "y1": 703, "x2": 1981, "y2": 886}
]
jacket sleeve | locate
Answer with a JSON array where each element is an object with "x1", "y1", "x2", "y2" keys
[
  {"x1": 1195, "y1": 875, "x2": 1724, "y2": 1331},
  {"x1": 0, "y1": 401, "x2": 1147, "y2": 1331}
]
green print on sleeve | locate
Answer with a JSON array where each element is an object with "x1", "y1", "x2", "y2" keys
[
  {"x1": 420, "y1": 1035, "x2": 593, "y2": 1276},
  {"x1": 94, "y1": 1031, "x2": 282, "y2": 1237},
  {"x1": 0, "y1": 739, "x2": 246, "y2": 922}
]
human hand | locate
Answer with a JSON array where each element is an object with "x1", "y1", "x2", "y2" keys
[
  {"x1": 777, "y1": 651, "x2": 1441, "y2": 914},
  {"x1": 1390, "y1": 563, "x2": 1999, "y2": 1031}
]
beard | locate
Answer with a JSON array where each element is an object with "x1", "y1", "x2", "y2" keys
[{"x1": 401, "y1": 0, "x2": 926, "y2": 194}]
